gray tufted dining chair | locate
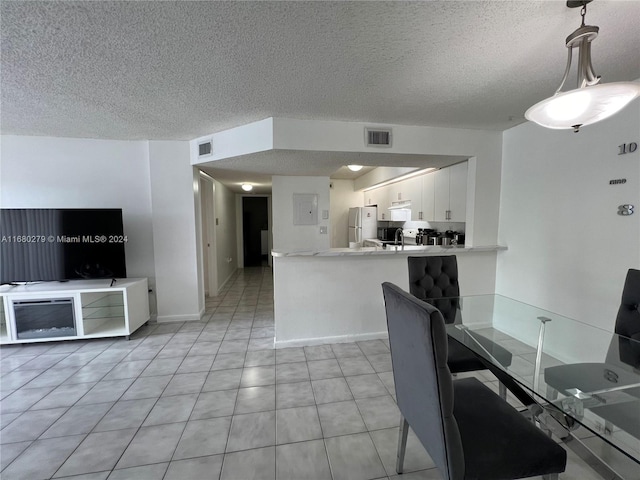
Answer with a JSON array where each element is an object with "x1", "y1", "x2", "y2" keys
[
  {"x1": 544, "y1": 268, "x2": 640, "y2": 438},
  {"x1": 382, "y1": 282, "x2": 567, "y2": 480},
  {"x1": 408, "y1": 256, "x2": 513, "y2": 397}
]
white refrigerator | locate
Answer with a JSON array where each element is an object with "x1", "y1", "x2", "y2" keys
[{"x1": 348, "y1": 207, "x2": 377, "y2": 245}]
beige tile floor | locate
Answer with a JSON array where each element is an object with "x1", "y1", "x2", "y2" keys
[{"x1": 0, "y1": 267, "x2": 635, "y2": 479}]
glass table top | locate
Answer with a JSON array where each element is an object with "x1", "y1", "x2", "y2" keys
[{"x1": 439, "y1": 294, "x2": 640, "y2": 464}]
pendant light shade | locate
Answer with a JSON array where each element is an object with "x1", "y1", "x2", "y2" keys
[
  {"x1": 526, "y1": 82, "x2": 640, "y2": 130},
  {"x1": 525, "y1": 1, "x2": 640, "y2": 132}
]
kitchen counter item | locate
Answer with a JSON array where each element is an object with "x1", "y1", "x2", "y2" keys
[
  {"x1": 427, "y1": 234, "x2": 440, "y2": 246},
  {"x1": 401, "y1": 229, "x2": 419, "y2": 245},
  {"x1": 453, "y1": 233, "x2": 465, "y2": 245},
  {"x1": 377, "y1": 227, "x2": 396, "y2": 241}
]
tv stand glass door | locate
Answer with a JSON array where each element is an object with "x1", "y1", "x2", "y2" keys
[{"x1": 13, "y1": 298, "x2": 77, "y2": 339}]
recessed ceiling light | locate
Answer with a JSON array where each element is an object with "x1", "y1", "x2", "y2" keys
[
  {"x1": 241, "y1": 184, "x2": 253, "y2": 192},
  {"x1": 347, "y1": 165, "x2": 363, "y2": 172}
]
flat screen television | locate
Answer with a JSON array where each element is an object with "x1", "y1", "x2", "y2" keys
[{"x1": 1, "y1": 208, "x2": 127, "y2": 284}]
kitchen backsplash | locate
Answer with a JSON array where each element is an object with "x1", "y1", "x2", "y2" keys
[
  {"x1": 428, "y1": 221, "x2": 465, "y2": 233},
  {"x1": 377, "y1": 220, "x2": 465, "y2": 234}
]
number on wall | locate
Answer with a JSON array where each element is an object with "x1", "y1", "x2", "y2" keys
[{"x1": 618, "y1": 142, "x2": 638, "y2": 155}]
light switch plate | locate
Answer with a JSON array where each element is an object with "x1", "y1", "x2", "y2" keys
[{"x1": 322, "y1": 210, "x2": 329, "y2": 219}]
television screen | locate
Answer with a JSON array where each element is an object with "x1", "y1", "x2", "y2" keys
[{"x1": 1, "y1": 209, "x2": 127, "y2": 284}]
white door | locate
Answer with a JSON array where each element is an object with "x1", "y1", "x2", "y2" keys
[{"x1": 199, "y1": 175, "x2": 217, "y2": 296}]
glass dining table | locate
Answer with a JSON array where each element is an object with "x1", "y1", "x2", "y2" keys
[{"x1": 438, "y1": 294, "x2": 640, "y2": 479}]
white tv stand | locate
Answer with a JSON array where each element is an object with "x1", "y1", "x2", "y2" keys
[{"x1": 0, "y1": 278, "x2": 150, "y2": 344}]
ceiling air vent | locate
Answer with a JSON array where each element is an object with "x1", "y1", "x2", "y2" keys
[
  {"x1": 198, "y1": 139, "x2": 213, "y2": 158},
  {"x1": 365, "y1": 127, "x2": 392, "y2": 148}
]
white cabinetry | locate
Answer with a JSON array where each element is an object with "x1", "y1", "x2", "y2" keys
[
  {"x1": 434, "y1": 162, "x2": 467, "y2": 222},
  {"x1": 404, "y1": 176, "x2": 422, "y2": 221},
  {"x1": 0, "y1": 278, "x2": 150, "y2": 344},
  {"x1": 448, "y1": 162, "x2": 468, "y2": 222},
  {"x1": 363, "y1": 161, "x2": 467, "y2": 223},
  {"x1": 388, "y1": 183, "x2": 404, "y2": 203},
  {"x1": 365, "y1": 186, "x2": 391, "y2": 221},
  {"x1": 407, "y1": 174, "x2": 436, "y2": 221}
]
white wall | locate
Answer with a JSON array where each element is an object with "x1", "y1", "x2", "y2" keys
[
  {"x1": 0, "y1": 135, "x2": 157, "y2": 313},
  {"x1": 191, "y1": 118, "x2": 274, "y2": 164},
  {"x1": 272, "y1": 175, "x2": 331, "y2": 251},
  {"x1": 148, "y1": 141, "x2": 202, "y2": 321},
  {"x1": 199, "y1": 174, "x2": 218, "y2": 296},
  {"x1": 192, "y1": 167, "x2": 205, "y2": 314},
  {"x1": 213, "y1": 178, "x2": 238, "y2": 290},
  {"x1": 330, "y1": 179, "x2": 364, "y2": 248},
  {"x1": 274, "y1": 250, "x2": 499, "y2": 346},
  {"x1": 272, "y1": 119, "x2": 503, "y2": 247},
  {"x1": 497, "y1": 100, "x2": 640, "y2": 330}
]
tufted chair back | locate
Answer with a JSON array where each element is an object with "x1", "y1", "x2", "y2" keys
[
  {"x1": 408, "y1": 256, "x2": 460, "y2": 324},
  {"x1": 615, "y1": 269, "x2": 640, "y2": 339},
  {"x1": 382, "y1": 282, "x2": 464, "y2": 479},
  {"x1": 613, "y1": 269, "x2": 640, "y2": 368}
]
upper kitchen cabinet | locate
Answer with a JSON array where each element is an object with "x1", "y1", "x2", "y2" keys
[
  {"x1": 365, "y1": 185, "x2": 391, "y2": 221},
  {"x1": 402, "y1": 175, "x2": 426, "y2": 221},
  {"x1": 412, "y1": 173, "x2": 436, "y2": 221},
  {"x1": 388, "y1": 182, "x2": 404, "y2": 203},
  {"x1": 434, "y1": 161, "x2": 467, "y2": 222}
]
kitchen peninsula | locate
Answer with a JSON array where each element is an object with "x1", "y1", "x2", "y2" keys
[
  {"x1": 265, "y1": 120, "x2": 506, "y2": 348},
  {"x1": 272, "y1": 244, "x2": 506, "y2": 347}
]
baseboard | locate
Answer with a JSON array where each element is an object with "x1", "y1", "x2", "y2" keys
[
  {"x1": 156, "y1": 313, "x2": 202, "y2": 323},
  {"x1": 274, "y1": 331, "x2": 388, "y2": 349},
  {"x1": 216, "y1": 268, "x2": 237, "y2": 295}
]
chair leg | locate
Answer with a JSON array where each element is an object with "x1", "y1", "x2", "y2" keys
[
  {"x1": 542, "y1": 474, "x2": 559, "y2": 480},
  {"x1": 396, "y1": 416, "x2": 409, "y2": 474},
  {"x1": 498, "y1": 381, "x2": 507, "y2": 400}
]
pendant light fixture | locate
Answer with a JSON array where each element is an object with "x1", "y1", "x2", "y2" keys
[{"x1": 525, "y1": 0, "x2": 639, "y2": 133}]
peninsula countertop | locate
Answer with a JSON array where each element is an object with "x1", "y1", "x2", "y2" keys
[{"x1": 271, "y1": 245, "x2": 507, "y2": 257}]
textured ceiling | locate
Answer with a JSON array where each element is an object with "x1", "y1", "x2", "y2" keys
[{"x1": 2, "y1": 1, "x2": 639, "y2": 191}]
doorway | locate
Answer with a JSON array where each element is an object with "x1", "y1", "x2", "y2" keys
[{"x1": 242, "y1": 197, "x2": 269, "y2": 267}]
